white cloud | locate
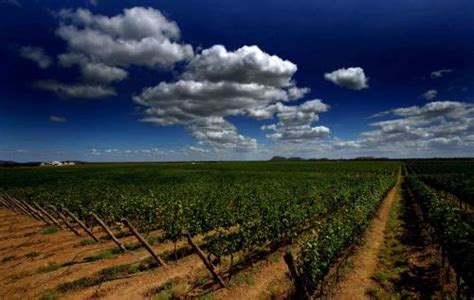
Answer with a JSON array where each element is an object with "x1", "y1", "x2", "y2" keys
[
  {"x1": 335, "y1": 101, "x2": 474, "y2": 155},
  {"x1": 20, "y1": 46, "x2": 52, "y2": 69},
  {"x1": 261, "y1": 100, "x2": 330, "y2": 142},
  {"x1": 421, "y1": 89, "x2": 437, "y2": 100},
  {"x1": 324, "y1": 67, "x2": 368, "y2": 90},
  {"x1": 57, "y1": 7, "x2": 193, "y2": 68},
  {"x1": 183, "y1": 45, "x2": 297, "y2": 87},
  {"x1": 49, "y1": 115, "x2": 67, "y2": 122},
  {"x1": 134, "y1": 45, "x2": 325, "y2": 148},
  {"x1": 136, "y1": 80, "x2": 292, "y2": 125},
  {"x1": 187, "y1": 117, "x2": 257, "y2": 149},
  {"x1": 80, "y1": 62, "x2": 128, "y2": 83},
  {"x1": 37, "y1": 7, "x2": 193, "y2": 99},
  {"x1": 188, "y1": 146, "x2": 210, "y2": 153},
  {"x1": 37, "y1": 80, "x2": 116, "y2": 98},
  {"x1": 430, "y1": 69, "x2": 452, "y2": 78}
]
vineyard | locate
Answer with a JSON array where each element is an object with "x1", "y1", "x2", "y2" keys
[{"x1": 0, "y1": 160, "x2": 473, "y2": 299}]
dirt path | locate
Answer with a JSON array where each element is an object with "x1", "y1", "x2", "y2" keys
[
  {"x1": 332, "y1": 174, "x2": 401, "y2": 299},
  {"x1": 211, "y1": 251, "x2": 292, "y2": 300}
]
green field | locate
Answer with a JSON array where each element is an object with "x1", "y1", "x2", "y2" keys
[{"x1": 1, "y1": 160, "x2": 473, "y2": 298}]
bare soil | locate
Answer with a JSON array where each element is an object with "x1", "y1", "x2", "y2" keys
[
  {"x1": 331, "y1": 175, "x2": 401, "y2": 299},
  {"x1": 0, "y1": 208, "x2": 185, "y2": 299}
]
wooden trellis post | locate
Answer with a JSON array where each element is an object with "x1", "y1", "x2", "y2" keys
[
  {"x1": 121, "y1": 218, "x2": 166, "y2": 266},
  {"x1": 284, "y1": 249, "x2": 311, "y2": 300},
  {"x1": 0, "y1": 196, "x2": 14, "y2": 210},
  {"x1": 15, "y1": 198, "x2": 39, "y2": 220},
  {"x1": 2, "y1": 195, "x2": 15, "y2": 211},
  {"x1": 90, "y1": 213, "x2": 126, "y2": 252},
  {"x1": 0, "y1": 197, "x2": 7, "y2": 208},
  {"x1": 182, "y1": 230, "x2": 226, "y2": 288},
  {"x1": 18, "y1": 199, "x2": 41, "y2": 220},
  {"x1": 23, "y1": 201, "x2": 51, "y2": 226},
  {"x1": 4, "y1": 195, "x2": 21, "y2": 213},
  {"x1": 33, "y1": 202, "x2": 63, "y2": 228},
  {"x1": 7, "y1": 196, "x2": 31, "y2": 217},
  {"x1": 48, "y1": 205, "x2": 81, "y2": 236},
  {"x1": 61, "y1": 207, "x2": 99, "y2": 242}
]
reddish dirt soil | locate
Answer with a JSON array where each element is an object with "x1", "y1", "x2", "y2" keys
[
  {"x1": 211, "y1": 250, "x2": 292, "y2": 300},
  {"x1": 332, "y1": 175, "x2": 401, "y2": 299},
  {"x1": 0, "y1": 208, "x2": 187, "y2": 299}
]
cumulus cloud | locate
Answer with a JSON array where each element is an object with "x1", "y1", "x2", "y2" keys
[
  {"x1": 136, "y1": 80, "x2": 292, "y2": 125},
  {"x1": 430, "y1": 69, "x2": 452, "y2": 78},
  {"x1": 324, "y1": 67, "x2": 368, "y2": 90},
  {"x1": 261, "y1": 100, "x2": 330, "y2": 142},
  {"x1": 37, "y1": 80, "x2": 116, "y2": 98},
  {"x1": 421, "y1": 89, "x2": 438, "y2": 100},
  {"x1": 49, "y1": 115, "x2": 67, "y2": 122},
  {"x1": 20, "y1": 46, "x2": 52, "y2": 69},
  {"x1": 58, "y1": 53, "x2": 128, "y2": 83},
  {"x1": 37, "y1": 7, "x2": 193, "y2": 98},
  {"x1": 57, "y1": 7, "x2": 193, "y2": 68},
  {"x1": 336, "y1": 101, "x2": 474, "y2": 155},
  {"x1": 183, "y1": 45, "x2": 297, "y2": 87},
  {"x1": 187, "y1": 117, "x2": 257, "y2": 149},
  {"x1": 134, "y1": 44, "x2": 328, "y2": 148}
]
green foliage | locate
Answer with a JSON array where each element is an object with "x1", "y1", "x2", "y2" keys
[
  {"x1": 41, "y1": 226, "x2": 59, "y2": 235},
  {"x1": 37, "y1": 262, "x2": 60, "y2": 273},
  {"x1": 296, "y1": 175, "x2": 394, "y2": 294},
  {"x1": 406, "y1": 176, "x2": 474, "y2": 293},
  {"x1": 406, "y1": 160, "x2": 474, "y2": 206},
  {"x1": 39, "y1": 291, "x2": 62, "y2": 300},
  {"x1": 79, "y1": 239, "x2": 95, "y2": 246},
  {"x1": 0, "y1": 161, "x2": 401, "y2": 295}
]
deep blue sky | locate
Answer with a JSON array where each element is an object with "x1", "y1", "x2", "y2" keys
[{"x1": 1, "y1": 0, "x2": 473, "y2": 161}]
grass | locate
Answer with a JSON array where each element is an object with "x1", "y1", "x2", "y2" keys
[
  {"x1": 150, "y1": 280, "x2": 197, "y2": 300},
  {"x1": 197, "y1": 293, "x2": 213, "y2": 300},
  {"x1": 37, "y1": 262, "x2": 61, "y2": 273},
  {"x1": 39, "y1": 291, "x2": 62, "y2": 300},
  {"x1": 152, "y1": 289, "x2": 173, "y2": 300},
  {"x1": 371, "y1": 271, "x2": 389, "y2": 285},
  {"x1": 147, "y1": 234, "x2": 166, "y2": 245},
  {"x1": 83, "y1": 248, "x2": 122, "y2": 262},
  {"x1": 79, "y1": 239, "x2": 96, "y2": 246},
  {"x1": 42, "y1": 226, "x2": 59, "y2": 235},
  {"x1": 269, "y1": 253, "x2": 281, "y2": 263},
  {"x1": 54, "y1": 261, "x2": 149, "y2": 294},
  {"x1": 367, "y1": 186, "x2": 408, "y2": 297},
  {"x1": 230, "y1": 272, "x2": 254, "y2": 286},
  {"x1": 23, "y1": 231, "x2": 36, "y2": 237}
]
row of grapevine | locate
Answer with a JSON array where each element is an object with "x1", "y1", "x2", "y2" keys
[
  {"x1": 0, "y1": 161, "x2": 400, "y2": 292},
  {"x1": 415, "y1": 174, "x2": 474, "y2": 207},
  {"x1": 406, "y1": 176, "x2": 474, "y2": 296},
  {"x1": 406, "y1": 161, "x2": 474, "y2": 207},
  {"x1": 286, "y1": 173, "x2": 396, "y2": 297}
]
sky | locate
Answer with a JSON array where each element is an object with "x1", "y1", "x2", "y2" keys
[{"x1": 1, "y1": 0, "x2": 473, "y2": 162}]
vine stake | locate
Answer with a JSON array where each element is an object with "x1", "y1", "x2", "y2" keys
[
  {"x1": 48, "y1": 205, "x2": 81, "y2": 236},
  {"x1": 91, "y1": 212, "x2": 126, "y2": 252},
  {"x1": 121, "y1": 218, "x2": 166, "y2": 266},
  {"x1": 182, "y1": 230, "x2": 226, "y2": 288},
  {"x1": 61, "y1": 207, "x2": 99, "y2": 242}
]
